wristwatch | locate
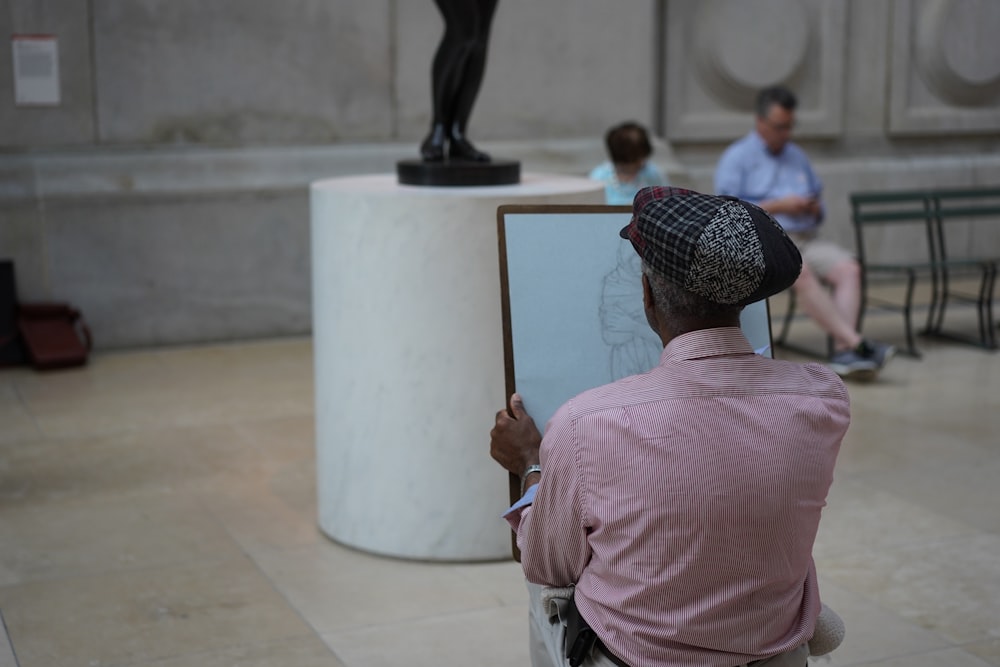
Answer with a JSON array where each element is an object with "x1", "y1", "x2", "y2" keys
[{"x1": 520, "y1": 463, "x2": 542, "y2": 495}]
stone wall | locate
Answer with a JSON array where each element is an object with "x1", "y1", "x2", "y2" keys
[
  {"x1": 1, "y1": 0, "x2": 998, "y2": 348},
  {"x1": 0, "y1": 0, "x2": 657, "y2": 148}
]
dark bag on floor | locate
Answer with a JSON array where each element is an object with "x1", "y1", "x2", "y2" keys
[{"x1": 17, "y1": 303, "x2": 93, "y2": 370}]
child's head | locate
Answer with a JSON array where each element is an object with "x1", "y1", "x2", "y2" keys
[{"x1": 605, "y1": 122, "x2": 653, "y2": 181}]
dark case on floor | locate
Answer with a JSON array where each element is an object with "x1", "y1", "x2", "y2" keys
[{"x1": 18, "y1": 302, "x2": 93, "y2": 370}]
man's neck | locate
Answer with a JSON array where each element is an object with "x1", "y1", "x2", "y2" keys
[{"x1": 657, "y1": 317, "x2": 742, "y2": 347}]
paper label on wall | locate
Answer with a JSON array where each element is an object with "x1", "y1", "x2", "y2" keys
[{"x1": 12, "y1": 35, "x2": 60, "y2": 106}]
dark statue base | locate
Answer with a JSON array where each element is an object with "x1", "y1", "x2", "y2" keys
[{"x1": 396, "y1": 159, "x2": 521, "y2": 187}]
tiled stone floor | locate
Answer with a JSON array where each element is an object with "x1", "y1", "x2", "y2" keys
[{"x1": 1, "y1": 313, "x2": 998, "y2": 666}]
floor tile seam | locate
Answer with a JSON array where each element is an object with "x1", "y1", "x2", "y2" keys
[
  {"x1": 449, "y1": 564, "x2": 526, "y2": 609},
  {"x1": 239, "y1": 545, "x2": 527, "y2": 632},
  {"x1": 815, "y1": 568, "x2": 998, "y2": 629},
  {"x1": 18, "y1": 387, "x2": 312, "y2": 416},
  {"x1": 36, "y1": 416, "x2": 255, "y2": 454},
  {"x1": 0, "y1": 484, "x2": 215, "y2": 515},
  {"x1": 141, "y1": 335, "x2": 312, "y2": 357},
  {"x1": 843, "y1": 417, "x2": 1000, "y2": 441},
  {"x1": 0, "y1": 551, "x2": 263, "y2": 592},
  {"x1": 100, "y1": 632, "x2": 330, "y2": 667},
  {"x1": 200, "y1": 499, "x2": 324, "y2": 567},
  {"x1": 8, "y1": 382, "x2": 41, "y2": 443},
  {"x1": 0, "y1": 431, "x2": 61, "y2": 448},
  {"x1": 954, "y1": 636, "x2": 1000, "y2": 653},
  {"x1": 816, "y1": 529, "x2": 1000, "y2": 567},
  {"x1": 838, "y1": 642, "x2": 992, "y2": 666},
  {"x1": 227, "y1": 535, "x2": 317, "y2": 560},
  {"x1": 235, "y1": 530, "x2": 349, "y2": 564},
  {"x1": 835, "y1": 487, "x2": 1000, "y2": 536},
  {"x1": 238, "y1": 536, "x2": 351, "y2": 660},
  {"x1": 0, "y1": 419, "x2": 228, "y2": 449},
  {"x1": 843, "y1": 453, "x2": 1000, "y2": 486},
  {"x1": 0, "y1": 609, "x2": 20, "y2": 667},
  {"x1": 0, "y1": 493, "x2": 230, "y2": 530},
  {"x1": 814, "y1": 574, "x2": 1000, "y2": 649},
  {"x1": 1, "y1": 565, "x2": 328, "y2": 667},
  {"x1": 266, "y1": 534, "x2": 487, "y2": 567},
  {"x1": 25, "y1": 422, "x2": 187, "y2": 443},
  {"x1": 810, "y1": 582, "x2": 957, "y2": 651},
  {"x1": 0, "y1": 430, "x2": 252, "y2": 494},
  {"x1": 824, "y1": 474, "x2": 991, "y2": 533},
  {"x1": 318, "y1": 602, "x2": 525, "y2": 639},
  {"x1": 30, "y1": 412, "x2": 313, "y2": 441},
  {"x1": 227, "y1": 413, "x2": 318, "y2": 450},
  {"x1": 818, "y1": 517, "x2": 987, "y2": 547},
  {"x1": 812, "y1": 529, "x2": 986, "y2": 561}
]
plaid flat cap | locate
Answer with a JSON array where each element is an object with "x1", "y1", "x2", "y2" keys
[{"x1": 619, "y1": 186, "x2": 802, "y2": 306}]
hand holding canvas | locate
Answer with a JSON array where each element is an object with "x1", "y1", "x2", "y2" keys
[{"x1": 490, "y1": 392, "x2": 542, "y2": 476}]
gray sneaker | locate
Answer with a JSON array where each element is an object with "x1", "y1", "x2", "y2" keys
[
  {"x1": 829, "y1": 349, "x2": 879, "y2": 381},
  {"x1": 858, "y1": 339, "x2": 896, "y2": 369}
]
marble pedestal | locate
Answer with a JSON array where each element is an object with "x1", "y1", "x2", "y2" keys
[{"x1": 311, "y1": 173, "x2": 604, "y2": 561}]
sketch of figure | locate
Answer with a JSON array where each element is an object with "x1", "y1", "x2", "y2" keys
[{"x1": 599, "y1": 241, "x2": 663, "y2": 379}]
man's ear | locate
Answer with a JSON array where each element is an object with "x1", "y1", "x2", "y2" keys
[
  {"x1": 641, "y1": 273, "x2": 665, "y2": 342},
  {"x1": 642, "y1": 273, "x2": 654, "y2": 309}
]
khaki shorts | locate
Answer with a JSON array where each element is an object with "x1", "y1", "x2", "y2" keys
[
  {"x1": 788, "y1": 232, "x2": 855, "y2": 279},
  {"x1": 527, "y1": 581, "x2": 811, "y2": 667}
]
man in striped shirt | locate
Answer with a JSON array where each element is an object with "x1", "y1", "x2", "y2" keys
[{"x1": 491, "y1": 187, "x2": 849, "y2": 667}]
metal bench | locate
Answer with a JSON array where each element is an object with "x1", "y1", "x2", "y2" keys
[
  {"x1": 927, "y1": 188, "x2": 1000, "y2": 349},
  {"x1": 850, "y1": 188, "x2": 999, "y2": 356}
]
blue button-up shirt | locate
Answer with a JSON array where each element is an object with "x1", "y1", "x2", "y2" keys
[{"x1": 714, "y1": 131, "x2": 824, "y2": 234}]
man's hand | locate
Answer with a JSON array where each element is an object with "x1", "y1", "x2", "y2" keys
[
  {"x1": 802, "y1": 195, "x2": 822, "y2": 217},
  {"x1": 490, "y1": 393, "x2": 542, "y2": 475},
  {"x1": 763, "y1": 194, "x2": 821, "y2": 217}
]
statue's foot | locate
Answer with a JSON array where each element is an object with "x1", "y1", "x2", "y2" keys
[
  {"x1": 448, "y1": 137, "x2": 491, "y2": 162},
  {"x1": 420, "y1": 126, "x2": 446, "y2": 162},
  {"x1": 420, "y1": 138, "x2": 445, "y2": 162}
]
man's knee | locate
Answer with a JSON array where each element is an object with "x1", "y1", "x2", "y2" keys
[
  {"x1": 792, "y1": 264, "x2": 820, "y2": 291},
  {"x1": 826, "y1": 257, "x2": 861, "y2": 286}
]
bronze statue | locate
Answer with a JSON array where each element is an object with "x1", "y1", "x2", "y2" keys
[{"x1": 420, "y1": 0, "x2": 498, "y2": 163}]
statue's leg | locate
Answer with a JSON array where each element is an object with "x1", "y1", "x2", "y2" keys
[
  {"x1": 446, "y1": 0, "x2": 498, "y2": 162},
  {"x1": 421, "y1": 0, "x2": 465, "y2": 161}
]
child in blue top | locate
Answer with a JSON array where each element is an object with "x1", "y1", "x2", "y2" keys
[{"x1": 589, "y1": 121, "x2": 667, "y2": 205}]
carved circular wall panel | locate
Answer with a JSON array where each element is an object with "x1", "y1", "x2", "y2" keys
[
  {"x1": 915, "y1": 0, "x2": 1000, "y2": 105},
  {"x1": 694, "y1": 0, "x2": 809, "y2": 106}
]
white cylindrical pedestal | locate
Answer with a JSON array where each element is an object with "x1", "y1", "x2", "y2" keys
[{"x1": 311, "y1": 173, "x2": 604, "y2": 560}]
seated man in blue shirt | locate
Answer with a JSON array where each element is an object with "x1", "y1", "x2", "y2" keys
[{"x1": 714, "y1": 85, "x2": 893, "y2": 380}]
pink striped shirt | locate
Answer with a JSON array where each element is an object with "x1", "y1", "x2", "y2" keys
[{"x1": 506, "y1": 327, "x2": 849, "y2": 666}]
